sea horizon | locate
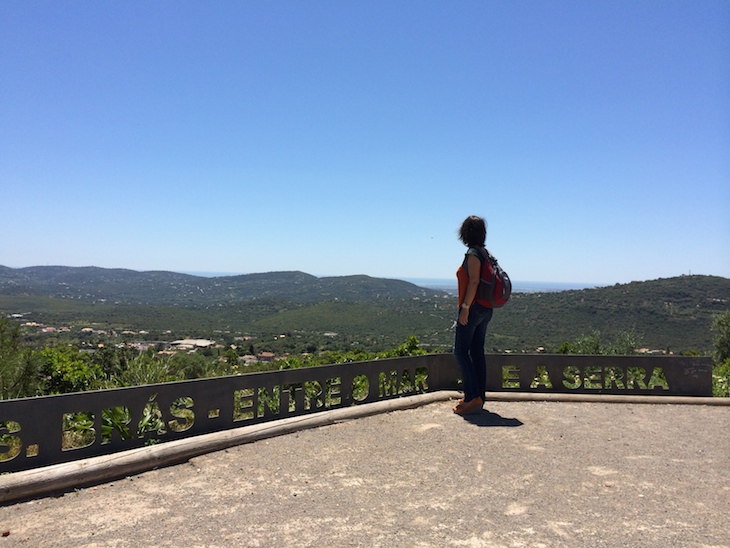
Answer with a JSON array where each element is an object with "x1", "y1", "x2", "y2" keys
[
  {"x1": 2, "y1": 265, "x2": 605, "y2": 293},
  {"x1": 178, "y1": 271, "x2": 602, "y2": 293},
  {"x1": 179, "y1": 271, "x2": 601, "y2": 293},
  {"x1": 402, "y1": 278, "x2": 604, "y2": 294}
]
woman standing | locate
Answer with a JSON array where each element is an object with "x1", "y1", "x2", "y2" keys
[{"x1": 453, "y1": 215, "x2": 494, "y2": 414}]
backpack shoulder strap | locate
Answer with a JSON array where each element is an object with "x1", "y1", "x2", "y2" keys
[
  {"x1": 468, "y1": 246, "x2": 487, "y2": 260},
  {"x1": 465, "y1": 247, "x2": 484, "y2": 265}
]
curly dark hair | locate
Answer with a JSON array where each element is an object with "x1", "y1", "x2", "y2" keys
[{"x1": 458, "y1": 215, "x2": 487, "y2": 247}]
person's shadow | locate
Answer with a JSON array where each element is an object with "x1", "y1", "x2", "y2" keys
[{"x1": 459, "y1": 409, "x2": 523, "y2": 427}]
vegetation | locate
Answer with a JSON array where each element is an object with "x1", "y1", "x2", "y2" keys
[
  {"x1": 1, "y1": 267, "x2": 729, "y2": 398},
  {"x1": 2, "y1": 267, "x2": 727, "y2": 355},
  {"x1": 0, "y1": 266, "x2": 441, "y2": 306},
  {"x1": 711, "y1": 311, "x2": 730, "y2": 397},
  {"x1": 3, "y1": 310, "x2": 729, "y2": 454},
  {"x1": 0, "y1": 319, "x2": 430, "y2": 401},
  {"x1": 555, "y1": 329, "x2": 644, "y2": 355},
  {"x1": 2, "y1": 271, "x2": 727, "y2": 457},
  {"x1": 0, "y1": 319, "x2": 41, "y2": 399},
  {"x1": 1, "y1": 323, "x2": 435, "y2": 451},
  {"x1": 553, "y1": 314, "x2": 729, "y2": 397},
  {"x1": 493, "y1": 275, "x2": 729, "y2": 354}
]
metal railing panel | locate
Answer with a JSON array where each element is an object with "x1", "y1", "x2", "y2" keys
[
  {"x1": 487, "y1": 354, "x2": 712, "y2": 396},
  {"x1": 0, "y1": 355, "x2": 457, "y2": 472},
  {"x1": 0, "y1": 353, "x2": 713, "y2": 473}
]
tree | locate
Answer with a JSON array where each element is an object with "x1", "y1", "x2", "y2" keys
[
  {"x1": 0, "y1": 318, "x2": 40, "y2": 399},
  {"x1": 384, "y1": 335, "x2": 427, "y2": 357},
  {"x1": 711, "y1": 311, "x2": 730, "y2": 397},
  {"x1": 90, "y1": 345, "x2": 137, "y2": 380},
  {"x1": 711, "y1": 311, "x2": 730, "y2": 365}
]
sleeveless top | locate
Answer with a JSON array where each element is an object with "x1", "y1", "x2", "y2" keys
[{"x1": 456, "y1": 247, "x2": 483, "y2": 308}]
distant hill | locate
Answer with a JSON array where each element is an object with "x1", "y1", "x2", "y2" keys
[
  {"x1": 491, "y1": 275, "x2": 730, "y2": 353},
  {"x1": 0, "y1": 265, "x2": 448, "y2": 305},
  {"x1": 0, "y1": 266, "x2": 728, "y2": 353}
]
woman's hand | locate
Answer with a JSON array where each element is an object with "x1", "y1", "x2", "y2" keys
[{"x1": 458, "y1": 307, "x2": 470, "y2": 326}]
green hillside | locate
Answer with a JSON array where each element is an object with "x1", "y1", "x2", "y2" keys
[
  {"x1": 491, "y1": 275, "x2": 729, "y2": 352},
  {"x1": 0, "y1": 266, "x2": 727, "y2": 354},
  {"x1": 0, "y1": 266, "x2": 444, "y2": 305}
]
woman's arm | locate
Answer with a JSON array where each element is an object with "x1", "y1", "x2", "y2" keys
[{"x1": 458, "y1": 254, "x2": 481, "y2": 326}]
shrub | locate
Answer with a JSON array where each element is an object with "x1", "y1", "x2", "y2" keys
[
  {"x1": 112, "y1": 351, "x2": 174, "y2": 387},
  {"x1": 38, "y1": 346, "x2": 103, "y2": 395},
  {"x1": 712, "y1": 359, "x2": 730, "y2": 397},
  {"x1": 555, "y1": 330, "x2": 642, "y2": 355}
]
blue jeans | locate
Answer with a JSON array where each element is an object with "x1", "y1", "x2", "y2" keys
[{"x1": 454, "y1": 303, "x2": 493, "y2": 402}]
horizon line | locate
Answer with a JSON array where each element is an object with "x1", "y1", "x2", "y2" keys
[{"x1": 2, "y1": 264, "x2": 719, "y2": 288}]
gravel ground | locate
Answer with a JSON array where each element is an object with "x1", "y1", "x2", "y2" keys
[{"x1": 0, "y1": 399, "x2": 728, "y2": 547}]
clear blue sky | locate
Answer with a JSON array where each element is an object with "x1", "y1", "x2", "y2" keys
[{"x1": 2, "y1": 1, "x2": 728, "y2": 285}]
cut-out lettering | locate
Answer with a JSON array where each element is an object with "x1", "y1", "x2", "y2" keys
[
  {"x1": 530, "y1": 365, "x2": 553, "y2": 389},
  {"x1": 169, "y1": 397, "x2": 194, "y2": 432},
  {"x1": 502, "y1": 365, "x2": 520, "y2": 389},
  {"x1": 0, "y1": 421, "x2": 22, "y2": 461}
]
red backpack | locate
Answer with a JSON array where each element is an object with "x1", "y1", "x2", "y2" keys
[{"x1": 474, "y1": 247, "x2": 512, "y2": 308}]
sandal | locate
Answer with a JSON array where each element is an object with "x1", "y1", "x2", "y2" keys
[{"x1": 453, "y1": 397, "x2": 483, "y2": 414}]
